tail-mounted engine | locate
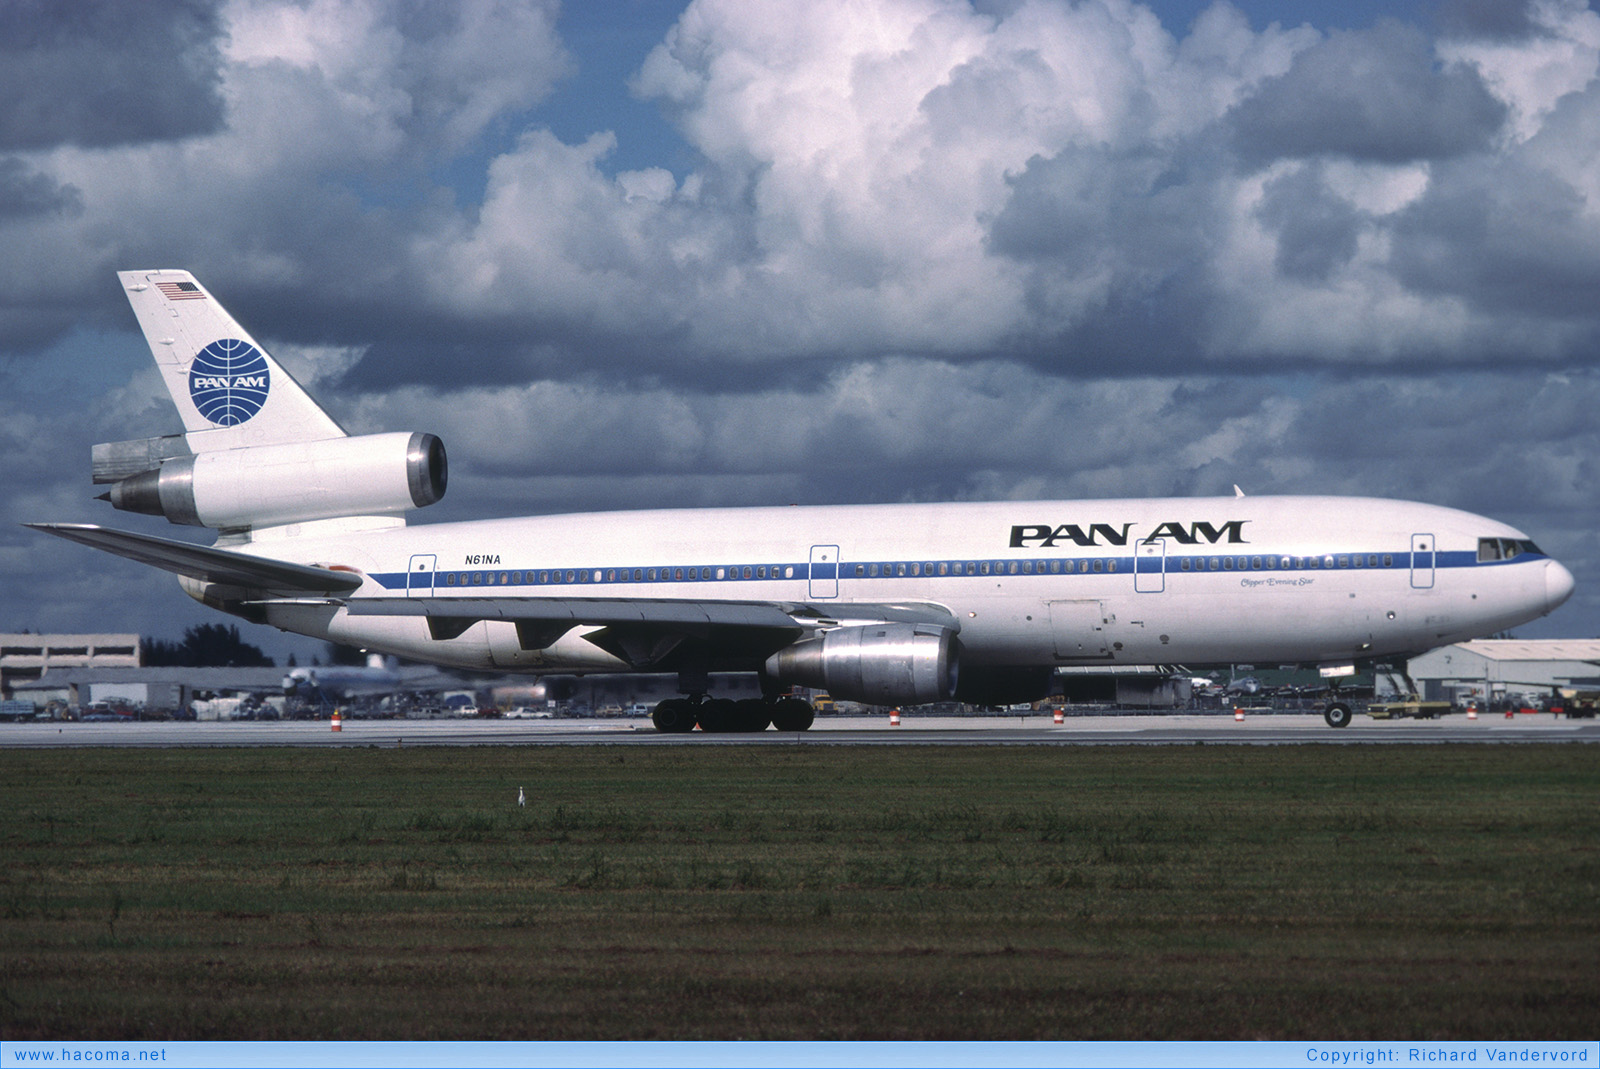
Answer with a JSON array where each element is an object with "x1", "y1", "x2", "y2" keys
[
  {"x1": 94, "y1": 431, "x2": 446, "y2": 529},
  {"x1": 764, "y1": 622, "x2": 959, "y2": 706}
]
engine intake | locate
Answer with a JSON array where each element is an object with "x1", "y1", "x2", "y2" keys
[
  {"x1": 764, "y1": 623, "x2": 958, "y2": 706},
  {"x1": 104, "y1": 431, "x2": 446, "y2": 529}
]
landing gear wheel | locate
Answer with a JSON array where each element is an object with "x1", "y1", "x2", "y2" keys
[
  {"x1": 651, "y1": 698, "x2": 697, "y2": 733},
  {"x1": 1324, "y1": 702, "x2": 1353, "y2": 729},
  {"x1": 697, "y1": 698, "x2": 737, "y2": 732},
  {"x1": 770, "y1": 697, "x2": 815, "y2": 732},
  {"x1": 733, "y1": 698, "x2": 771, "y2": 732}
]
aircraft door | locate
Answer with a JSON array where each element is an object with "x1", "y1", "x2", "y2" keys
[
  {"x1": 1410, "y1": 534, "x2": 1435, "y2": 590},
  {"x1": 1135, "y1": 539, "x2": 1166, "y2": 593},
  {"x1": 809, "y1": 545, "x2": 839, "y2": 599},
  {"x1": 1049, "y1": 600, "x2": 1111, "y2": 658},
  {"x1": 407, "y1": 554, "x2": 437, "y2": 597}
]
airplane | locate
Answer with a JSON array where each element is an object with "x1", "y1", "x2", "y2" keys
[
  {"x1": 28, "y1": 270, "x2": 1577, "y2": 731},
  {"x1": 283, "y1": 652, "x2": 400, "y2": 697},
  {"x1": 281, "y1": 652, "x2": 459, "y2": 699}
]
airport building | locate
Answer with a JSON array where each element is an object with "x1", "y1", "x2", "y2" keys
[
  {"x1": 1, "y1": 633, "x2": 140, "y2": 700},
  {"x1": 1407, "y1": 639, "x2": 1600, "y2": 704}
]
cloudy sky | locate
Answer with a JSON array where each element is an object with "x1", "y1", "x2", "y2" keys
[{"x1": 3, "y1": 0, "x2": 1599, "y2": 662}]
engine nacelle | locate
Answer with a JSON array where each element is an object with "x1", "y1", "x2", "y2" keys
[
  {"x1": 764, "y1": 623, "x2": 958, "y2": 706},
  {"x1": 105, "y1": 431, "x2": 446, "y2": 529}
]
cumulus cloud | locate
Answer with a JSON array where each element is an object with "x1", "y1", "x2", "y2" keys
[
  {"x1": 0, "y1": 0, "x2": 226, "y2": 151},
  {"x1": 1228, "y1": 21, "x2": 1506, "y2": 164},
  {"x1": 4, "y1": 0, "x2": 1600, "y2": 647}
]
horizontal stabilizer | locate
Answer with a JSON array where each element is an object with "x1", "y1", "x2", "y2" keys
[{"x1": 26, "y1": 523, "x2": 363, "y2": 596}]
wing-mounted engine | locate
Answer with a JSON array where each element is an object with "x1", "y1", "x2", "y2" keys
[
  {"x1": 763, "y1": 622, "x2": 959, "y2": 706},
  {"x1": 94, "y1": 431, "x2": 446, "y2": 529}
]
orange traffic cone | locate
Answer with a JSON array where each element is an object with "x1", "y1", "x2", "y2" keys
[
  {"x1": 331, "y1": 709, "x2": 342, "y2": 732},
  {"x1": 889, "y1": 708, "x2": 901, "y2": 726},
  {"x1": 1234, "y1": 707, "x2": 1244, "y2": 722}
]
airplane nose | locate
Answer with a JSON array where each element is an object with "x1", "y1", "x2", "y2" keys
[{"x1": 1545, "y1": 559, "x2": 1576, "y2": 614}]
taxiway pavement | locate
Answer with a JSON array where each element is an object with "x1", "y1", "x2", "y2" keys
[{"x1": 2, "y1": 712, "x2": 1596, "y2": 748}]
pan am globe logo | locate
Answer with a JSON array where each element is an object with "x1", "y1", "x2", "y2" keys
[{"x1": 189, "y1": 339, "x2": 270, "y2": 426}]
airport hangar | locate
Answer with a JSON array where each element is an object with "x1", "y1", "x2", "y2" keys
[{"x1": 1406, "y1": 639, "x2": 1600, "y2": 704}]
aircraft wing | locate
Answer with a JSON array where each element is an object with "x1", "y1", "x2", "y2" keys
[
  {"x1": 345, "y1": 596, "x2": 959, "y2": 667},
  {"x1": 26, "y1": 523, "x2": 364, "y2": 597}
]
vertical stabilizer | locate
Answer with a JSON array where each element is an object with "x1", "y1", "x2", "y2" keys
[{"x1": 118, "y1": 270, "x2": 345, "y2": 452}]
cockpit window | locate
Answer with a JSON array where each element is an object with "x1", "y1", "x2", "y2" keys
[{"x1": 1480, "y1": 537, "x2": 1543, "y2": 561}]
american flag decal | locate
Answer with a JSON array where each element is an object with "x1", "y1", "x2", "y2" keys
[{"x1": 156, "y1": 281, "x2": 206, "y2": 300}]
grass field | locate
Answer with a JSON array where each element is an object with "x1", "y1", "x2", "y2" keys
[{"x1": 2, "y1": 743, "x2": 1597, "y2": 1040}]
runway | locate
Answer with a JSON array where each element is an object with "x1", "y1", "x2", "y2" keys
[{"x1": 3, "y1": 712, "x2": 1597, "y2": 747}]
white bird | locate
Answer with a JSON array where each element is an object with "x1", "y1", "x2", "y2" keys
[{"x1": 517, "y1": 787, "x2": 525, "y2": 807}]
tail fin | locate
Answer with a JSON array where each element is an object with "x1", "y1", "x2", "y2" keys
[
  {"x1": 89, "y1": 272, "x2": 446, "y2": 531},
  {"x1": 117, "y1": 270, "x2": 345, "y2": 452}
]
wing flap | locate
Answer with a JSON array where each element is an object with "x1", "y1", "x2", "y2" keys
[
  {"x1": 345, "y1": 596, "x2": 805, "y2": 630},
  {"x1": 345, "y1": 596, "x2": 959, "y2": 664},
  {"x1": 27, "y1": 523, "x2": 363, "y2": 596}
]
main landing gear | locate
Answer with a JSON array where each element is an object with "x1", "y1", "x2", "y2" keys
[{"x1": 651, "y1": 695, "x2": 816, "y2": 733}]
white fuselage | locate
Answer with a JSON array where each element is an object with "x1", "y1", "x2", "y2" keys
[{"x1": 242, "y1": 495, "x2": 1573, "y2": 677}]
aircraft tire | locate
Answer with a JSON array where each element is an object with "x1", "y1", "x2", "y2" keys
[
  {"x1": 770, "y1": 697, "x2": 815, "y2": 732},
  {"x1": 1324, "y1": 702, "x2": 1353, "y2": 729},
  {"x1": 697, "y1": 698, "x2": 738, "y2": 732},
  {"x1": 652, "y1": 699, "x2": 697, "y2": 733},
  {"x1": 733, "y1": 698, "x2": 771, "y2": 731}
]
